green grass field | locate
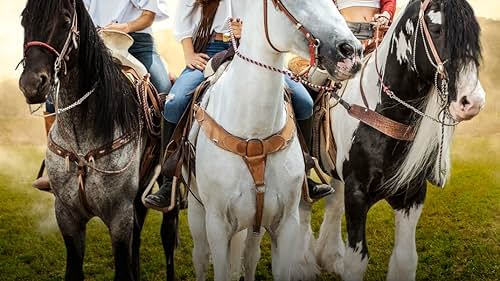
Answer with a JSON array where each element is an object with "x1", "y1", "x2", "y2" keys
[{"x1": 0, "y1": 134, "x2": 498, "y2": 281}]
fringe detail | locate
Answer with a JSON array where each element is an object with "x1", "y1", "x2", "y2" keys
[{"x1": 193, "y1": 0, "x2": 221, "y2": 53}]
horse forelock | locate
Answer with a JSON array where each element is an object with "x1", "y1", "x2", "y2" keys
[{"x1": 443, "y1": 0, "x2": 482, "y2": 100}]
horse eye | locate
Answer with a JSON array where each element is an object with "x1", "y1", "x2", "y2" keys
[{"x1": 62, "y1": 16, "x2": 72, "y2": 28}]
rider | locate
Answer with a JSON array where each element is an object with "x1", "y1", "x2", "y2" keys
[
  {"x1": 33, "y1": 0, "x2": 172, "y2": 191},
  {"x1": 144, "y1": 0, "x2": 334, "y2": 210},
  {"x1": 336, "y1": 0, "x2": 396, "y2": 45}
]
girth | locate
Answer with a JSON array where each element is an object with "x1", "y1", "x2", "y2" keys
[
  {"x1": 193, "y1": 102, "x2": 296, "y2": 233},
  {"x1": 47, "y1": 131, "x2": 134, "y2": 214}
]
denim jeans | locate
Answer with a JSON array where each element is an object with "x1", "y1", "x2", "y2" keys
[
  {"x1": 347, "y1": 22, "x2": 374, "y2": 41},
  {"x1": 129, "y1": 32, "x2": 172, "y2": 94},
  {"x1": 163, "y1": 41, "x2": 230, "y2": 123},
  {"x1": 163, "y1": 40, "x2": 314, "y2": 123}
]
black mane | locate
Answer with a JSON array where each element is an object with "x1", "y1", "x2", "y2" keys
[
  {"x1": 74, "y1": 0, "x2": 138, "y2": 140},
  {"x1": 444, "y1": 0, "x2": 482, "y2": 98},
  {"x1": 23, "y1": 0, "x2": 138, "y2": 141}
]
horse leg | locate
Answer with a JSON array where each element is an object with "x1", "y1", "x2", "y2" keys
[
  {"x1": 342, "y1": 184, "x2": 369, "y2": 281},
  {"x1": 161, "y1": 207, "x2": 179, "y2": 281},
  {"x1": 205, "y1": 210, "x2": 233, "y2": 281},
  {"x1": 316, "y1": 179, "x2": 345, "y2": 274},
  {"x1": 230, "y1": 230, "x2": 246, "y2": 280},
  {"x1": 109, "y1": 204, "x2": 137, "y2": 281},
  {"x1": 55, "y1": 200, "x2": 87, "y2": 281},
  {"x1": 270, "y1": 210, "x2": 302, "y2": 281},
  {"x1": 243, "y1": 229, "x2": 264, "y2": 281},
  {"x1": 296, "y1": 200, "x2": 320, "y2": 278},
  {"x1": 188, "y1": 194, "x2": 210, "y2": 281},
  {"x1": 386, "y1": 186, "x2": 426, "y2": 281},
  {"x1": 132, "y1": 195, "x2": 149, "y2": 280}
]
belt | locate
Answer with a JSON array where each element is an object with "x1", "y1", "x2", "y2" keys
[{"x1": 213, "y1": 32, "x2": 231, "y2": 42}]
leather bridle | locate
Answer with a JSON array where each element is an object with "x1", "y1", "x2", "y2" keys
[
  {"x1": 264, "y1": 0, "x2": 321, "y2": 66},
  {"x1": 23, "y1": 0, "x2": 79, "y2": 78}
]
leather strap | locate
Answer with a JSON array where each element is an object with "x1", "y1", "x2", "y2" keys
[
  {"x1": 264, "y1": 0, "x2": 282, "y2": 53},
  {"x1": 194, "y1": 101, "x2": 296, "y2": 233},
  {"x1": 47, "y1": 131, "x2": 135, "y2": 214},
  {"x1": 348, "y1": 104, "x2": 416, "y2": 141}
]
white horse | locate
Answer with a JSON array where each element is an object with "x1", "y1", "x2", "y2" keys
[
  {"x1": 186, "y1": 0, "x2": 361, "y2": 280},
  {"x1": 311, "y1": 0, "x2": 485, "y2": 280}
]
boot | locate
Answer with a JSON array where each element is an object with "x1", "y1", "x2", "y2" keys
[
  {"x1": 298, "y1": 116, "x2": 334, "y2": 201},
  {"x1": 32, "y1": 113, "x2": 55, "y2": 192},
  {"x1": 144, "y1": 119, "x2": 177, "y2": 209}
]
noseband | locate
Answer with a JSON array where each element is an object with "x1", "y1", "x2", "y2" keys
[
  {"x1": 264, "y1": 0, "x2": 321, "y2": 66},
  {"x1": 23, "y1": 0, "x2": 79, "y2": 78}
]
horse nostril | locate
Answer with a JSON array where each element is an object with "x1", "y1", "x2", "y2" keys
[
  {"x1": 39, "y1": 73, "x2": 49, "y2": 88},
  {"x1": 460, "y1": 96, "x2": 470, "y2": 107},
  {"x1": 338, "y1": 42, "x2": 355, "y2": 59}
]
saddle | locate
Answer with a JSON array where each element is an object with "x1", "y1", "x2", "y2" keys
[{"x1": 99, "y1": 29, "x2": 149, "y2": 79}]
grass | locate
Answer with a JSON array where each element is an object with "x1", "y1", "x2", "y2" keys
[{"x1": 0, "y1": 134, "x2": 498, "y2": 281}]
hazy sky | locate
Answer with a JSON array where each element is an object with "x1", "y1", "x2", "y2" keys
[{"x1": 1, "y1": 0, "x2": 497, "y2": 80}]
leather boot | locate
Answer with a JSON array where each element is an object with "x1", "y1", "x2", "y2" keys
[
  {"x1": 144, "y1": 119, "x2": 177, "y2": 209},
  {"x1": 298, "y1": 116, "x2": 334, "y2": 201},
  {"x1": 32, "y1": 113, "x2": 55, "y2": 192}
]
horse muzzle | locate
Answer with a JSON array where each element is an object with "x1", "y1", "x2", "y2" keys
[{"x1": 19, "y1": 70, "x2": 50, "y2": 104}]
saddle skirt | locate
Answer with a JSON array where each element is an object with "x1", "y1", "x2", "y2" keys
[{"x1": 99, "y1": 29, "x2": 149, "y2": 79}]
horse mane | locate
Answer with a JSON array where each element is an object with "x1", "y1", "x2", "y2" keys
[
  {"x1": 384, "y1": 0, "x2": 480, "y2": 193},
  {"x1": 74, "y1": 0, "x2": 138, "y2": 140},
  {"x1": 444, "y1": 0, "x2": 482, "y2": 99},
  {"x1": 23, "y1": 0, "x2": 138, "y2": 141}
]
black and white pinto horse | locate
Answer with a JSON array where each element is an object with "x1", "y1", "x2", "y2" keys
[
  {"x1": 18, "y1": 0, "x2": 178, "y2": 280},
  {"x1": 310, "y1": 0, "x2": 485, "y2": 280}
]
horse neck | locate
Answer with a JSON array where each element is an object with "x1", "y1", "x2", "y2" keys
[
  {"x1": 374, "y1": 24, "x2": 430, "y2": 123},
  {"x1": 209, "y1": 4, "x2": 287, "y2": 139}
]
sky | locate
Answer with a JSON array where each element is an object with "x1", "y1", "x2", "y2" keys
[{"x1": 1, "y1": 0, "x2": 498, "y2": 80}]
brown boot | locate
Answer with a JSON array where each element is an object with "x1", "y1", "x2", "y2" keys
[
  {"x1": 32, "y1": 113, "x2": 55, "y2": 192},
  {"x1": 33, "y1": 176, "x2": 51, "y2": 192}
]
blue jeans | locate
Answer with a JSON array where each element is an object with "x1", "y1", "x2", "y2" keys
[
  {"x1": 129, "y1": 32, "x2": 172, "y2": 94},
  {"x1": 163, "y1": 41, "x2": 230, "y2": 123},
  {"x1": 163, "y1": 41, "x2": 313, "y2": 123}
]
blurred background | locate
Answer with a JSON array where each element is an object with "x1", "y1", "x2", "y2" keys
[{"x1": 0, "y1": 1, "x2": 498, "y2": 280}]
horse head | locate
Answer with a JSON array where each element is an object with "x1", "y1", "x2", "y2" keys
[
  {"x1": 393, "y1": 0, "x2": 484, "y2": 122},
  {"x1": 19, "y1": 0, "x2": 81, "y2": 104},
  {"x1": 261, "y1": 0, "x2": 363, "y2": 80}
]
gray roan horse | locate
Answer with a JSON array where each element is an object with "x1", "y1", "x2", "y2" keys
[{"x1": 18, "y1": 0, "x2": 178, "y2": 280}]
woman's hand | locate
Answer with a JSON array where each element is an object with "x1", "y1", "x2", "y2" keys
[
  {"x1": 231, "y1": 19, "x2": 243, "y2": 39},
  {"x1": 373, "y1": 11, "x2": 391, "y2": 26},
  {"x1": 185, "y1": 52, "x2": 210, "y2": 71},
  {"x1": 103, "y1": 22, "x2": 130, "y2": 33}
]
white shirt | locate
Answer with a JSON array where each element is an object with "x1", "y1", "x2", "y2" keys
[
  {"x1": 336, "y1": 0, "x2": 380, "y2": 10},
  {"x1": 174, "y1": 0, "x2": 240, "y2": 42},
  {"x1": 83, "y1": 0, "x2": 169, "y2": 34}
]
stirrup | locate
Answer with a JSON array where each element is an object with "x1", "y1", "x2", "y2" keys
[{"x1": 142, "y1": 165, "x2": 179, "y2": 213}]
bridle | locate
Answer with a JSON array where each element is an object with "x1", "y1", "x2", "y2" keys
[
  {"x1": 24, "y1": 0, "x2": 79, "y2": 79},
  {"x1": 229, "y1": 0, "x2": 344, "y2": 94},
  {"x1": 21, "y1": 0, "x2": 94, "y2": 117},
  {"x1": 374, "y1": 0, "x2": 456, "y2": 126},
  {"x1": 264, "y1": 0, "x2": 321, "y2": 67}
]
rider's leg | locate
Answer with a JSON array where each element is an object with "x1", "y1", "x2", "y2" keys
[
  {"x1": 144, "y1": 68, "x2": 205, "y2": 209},
  {"x1": 128, "y1": 32, "x2": 172, "y2": 94},
  {"x1": 32, "y1": 107, "x2": 55, "y2": 191},
  {"x1": 285, "y1": 76, "x2": 333, "y2": 201}
]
